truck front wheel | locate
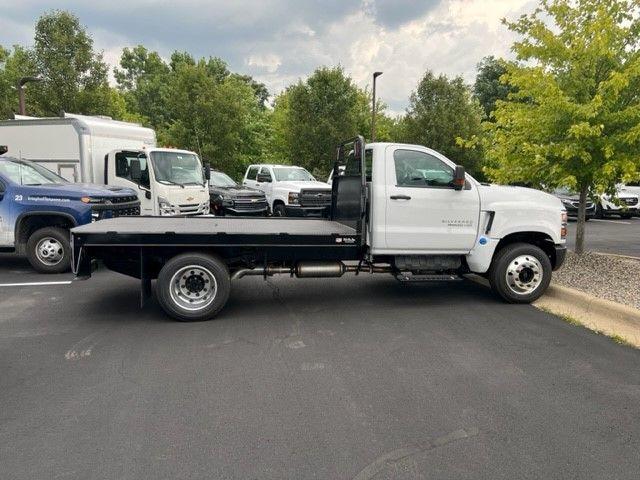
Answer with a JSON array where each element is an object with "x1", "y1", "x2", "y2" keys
[
  {"x1": 156, "y1": 253, "x2": 231, "y2": 321},
  {"x1": 488, "y1": 242, "x2": 552, "y2": 304},
  {"x1": 26, "y1": 227, "x2": 71, "y2": 273}
]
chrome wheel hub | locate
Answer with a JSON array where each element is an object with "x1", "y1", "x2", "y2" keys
[
  {"x1": 505, "y1": 255, "x2": 543, "y2": 295},
  {"x1": 169, "y1": 265, "x2": 218, "y2": 311},
  {"x1": 36, "y1": 237, "x2": 64, "y2": 266}
]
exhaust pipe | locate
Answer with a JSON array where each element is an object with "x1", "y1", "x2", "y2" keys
[{"x1": 231, "y1": 261, "x2": 392, "y2": 280}]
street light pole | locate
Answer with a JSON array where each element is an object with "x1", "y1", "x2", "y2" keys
[
  {"x1": 371, "y1": 71, "x2": 383, "y2": 142},
  {"x1": 17, "y1": 76, "x2": 43, "y2": 115}
]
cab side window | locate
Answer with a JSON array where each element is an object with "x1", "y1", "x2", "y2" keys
[
  {"x1": 394, "y1": 149, "x2": 454, "y2": 188},
  {"x1": 258, "y1": 166, "x2": 272, "y2": 181},
  {"x1": 246, "y1": 166, "x2": 259, "y2": 181},
  {"x1": 115, "y1": 152, "x2": 149, "y2": 188}
]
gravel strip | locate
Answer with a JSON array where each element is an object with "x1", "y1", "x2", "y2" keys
[{"x1": 553, "y1": 251, "x2": 640, "y2": 309}]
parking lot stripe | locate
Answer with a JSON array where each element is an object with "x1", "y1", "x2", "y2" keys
[
  {"x1": 0, "y1": 281, "x2": 73, "y2": 287},
  {"x1": 590, "y1": 219, "x2": 632, "y2": 224}
]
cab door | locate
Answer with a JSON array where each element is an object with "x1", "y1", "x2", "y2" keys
[
  {"x1": 0, "y1": 177, "x2": 13, "y2": 247},
  {"x1": 384, "y1": 146, "x2": 480, "y2": 252},
  {"x1": 106, "y1": 150, "x2": 154, "y2": 215}
]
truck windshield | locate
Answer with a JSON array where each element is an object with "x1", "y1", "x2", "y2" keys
[
  {"x1": 210, "y1": 171, "x2": 237, "y2": 187},
  {"x1": 273, "y1": 167, "x2": 315, "y2": 182},
  {"x1": 0, "y1": 159, "x2": 67, "y2": 185},
  {"x1": 150, "y1": 152, "x2": 205, "y2": 186}
]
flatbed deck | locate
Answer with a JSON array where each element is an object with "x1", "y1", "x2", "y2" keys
[{"x1": 72, "y1": 216, "x2": 360, "y2": 250}]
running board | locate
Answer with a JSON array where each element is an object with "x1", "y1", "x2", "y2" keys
[{"x1": 395, "y1": 273, "x2": 463, "y2": 282}]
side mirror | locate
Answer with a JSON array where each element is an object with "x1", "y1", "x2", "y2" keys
[
  {"x1": 204, "y1": 165, "x2": 211, "y2": 181},
  {"x1": 130, "y1": 159, "x2": 142, "y2": 183},
  {"x1": 453, "y1": 165, "x2": 465, "y2": 191},
  {"x1": 0, "y1": 146, "x2": 7, "y2": 156},
  {"x1": 256, "y1": 172, "x2": 271, "y2": 183}
]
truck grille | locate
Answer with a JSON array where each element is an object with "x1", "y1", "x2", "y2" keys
[
  {"x1": 179, "y1": 203, "x2": 201, "y2": 214},
  {"x1": 569, "y1": 201, "x2": 594, "y2": 209},
  {"x1": 622, "y1": 197, "x2": 638, "y2": 206},
  {"x1": 299, "y1": 189, "x2": 332, "y2": 207},
  {"x1": 92, "y1": 197, "x2": 141, "y2": 219},
  {"x1": 233, "y1": 196, "x2": 268, "y2": 211}
]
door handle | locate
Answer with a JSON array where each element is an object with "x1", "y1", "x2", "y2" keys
[{"x1": 390, "y1": 195, "x2": 411, "y2": 200}]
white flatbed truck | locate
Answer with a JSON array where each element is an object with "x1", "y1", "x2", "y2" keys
[{"x1": 71, "y1": 137, "x2": 567, "y2": 321}]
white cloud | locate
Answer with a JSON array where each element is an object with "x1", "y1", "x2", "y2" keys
[{"x1": 0, "y1": 0, "x2": 538, "y2": 113}]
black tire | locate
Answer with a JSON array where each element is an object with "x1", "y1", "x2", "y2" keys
[
  {"x1": 26, "y1": 226, "x2": 71, "y2": 273},
  {"x1": 620, "y1": 213, "x2": 632, "y2": 219},
  {"x1": 488, "y1": 242, "x2": 552, "y2": 304},
  {"x1": 273, "y1": 203, "x2": 287, "y2": 217},
  {"x1": 156, "y1": 253, "x2": 231, "y2": 321}
]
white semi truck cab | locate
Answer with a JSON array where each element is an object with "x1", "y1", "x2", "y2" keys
[
  {"x1": 105, "y1": 147, "x2": 209, "y2": 216},
  {"x1": 0, "y1": 114, "x2": 209, "y2": 216},
  {"x1": 72, "y1": 136, "x2": 567, "y2": 322}
]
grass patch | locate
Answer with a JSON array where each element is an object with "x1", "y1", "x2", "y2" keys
[{"x1": 535, "y1": 305, "x2": 635, "y2": 348}]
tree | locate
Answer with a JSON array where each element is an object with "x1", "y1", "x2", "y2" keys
[
  {"x1": 473, "y1": 56, "x2": 513, "y2": 120},
  {"x1": 0, "y1": 45, "x2": 39, "y2": 118},
  {"x1": 271, "y1": 66, "x2": 385, "y2": 178},
  {"x1": 482, "y1": 0, "x2": 640, "y2": 254},
  {"x1": 30, "y1": 10, "x2": 124, "y2": 117},
  {"x1": 398, "y1": 71, "x2": 484, "y2": 176}
]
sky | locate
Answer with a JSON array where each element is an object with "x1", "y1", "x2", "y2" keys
[{"x1": 0, "y1": 0, "x2": 537, "y2": 115}]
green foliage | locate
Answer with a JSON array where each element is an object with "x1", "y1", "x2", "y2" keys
[
  {"x1": 473, "y1": 56, "x2": 513, "y2": 120},
  {"x1": 0, "y1": 45, "x2": 38, "y2": 117},
  {"x1": 271, "y1": 66, "x2": 393, "y2": 179},
  {"x1": 397, "y1": 71, "x2": 485, "y2": 176},
  {"x1": 484, "y1": 0, "x2": 640, "y2": 190},
  {"x1": 483, "y1": 0, "x2": 640, "y2": 253}
]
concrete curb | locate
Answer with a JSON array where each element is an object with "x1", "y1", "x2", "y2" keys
[
  {"x1": 534, "y1": 284, "x2": 640, "y2": 348},
  {"x1": 466, "y1": 275, "x2": 640, "y2": 348}
]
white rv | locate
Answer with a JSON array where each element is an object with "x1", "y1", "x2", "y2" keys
[{"x1": 0, "y1": 113, "x2": 209, "y2": 216}]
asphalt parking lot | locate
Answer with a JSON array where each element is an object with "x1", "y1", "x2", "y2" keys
[
  {"x1": 1, "y1": 256, "x2": 639, "y2": 479},
  {"x1": 566, "y1": 216, "x2": 640, "y2": 257}
]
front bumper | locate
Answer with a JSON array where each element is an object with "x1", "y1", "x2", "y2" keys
[
  {"x1": 553, "y1": 245, "x2": 567, "y2": 271},
  {"x1": 284, "y1": 205, "x2": 330, "y2": 217}
]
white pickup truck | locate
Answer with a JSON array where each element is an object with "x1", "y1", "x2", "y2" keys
[
  {"x1": 242, "y1": 164, "x2": 332, "y2": 217},
  {"x1": 72, "y1": 137, "x2": 567, "y2": 321}
]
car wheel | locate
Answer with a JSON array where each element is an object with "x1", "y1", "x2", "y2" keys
[
  {"x1": 488, "y1": 242, "x2": 552, "y2": 304},
  {"x1": 26, "y1": 226, "x2": 71, "y2": 273},
  {"x1": 621, "y1": 213, "x2": 632, "y2": 219},
  {"x1": 273, "y1": 204, "x2": 287, "y2": 217},
  {"x1": 156, "y1": 253, "x2": 231, "y2": 321}
]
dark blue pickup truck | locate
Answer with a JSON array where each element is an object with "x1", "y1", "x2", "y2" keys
[{"x1": 0, "y1": 148, "x2": 140, "y2": 273}]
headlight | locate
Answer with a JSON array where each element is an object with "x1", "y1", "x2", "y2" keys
[
  {"x1": 158, "y1": 196, "x2": 174, "y2": 216},
  {"x1": 288, "y1": 192, "x2": 299, "y2": 205}
]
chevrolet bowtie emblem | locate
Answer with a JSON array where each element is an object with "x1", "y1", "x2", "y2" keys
[{"x1": 186, "y1": 196, "x2": 194, "y2": 201}]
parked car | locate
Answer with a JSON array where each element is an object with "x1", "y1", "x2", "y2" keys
[
  {"x1": 551, "y1": 187, "x2": 595, "y2": 220},
  {"x1": 208, "y1": 170, "x2": 268, "y2": 216},
  {"x1": 620, "y1": 183, "x2": 640, "y2": 213},
  {"x1": 0, "y1": 152, "x2": 140, "y2": 273},
  {"x1": 243, "y1": 164, "x2": 332, "y2": 217},
  {"x1": 597, "y1": 188, "x2": 639, "y2": 219}
]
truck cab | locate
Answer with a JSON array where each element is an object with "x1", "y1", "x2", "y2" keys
[
  {"x1": 105, "y1": 148, "x2": 210, "y2": 216},
  {"x1": 243, "y1": 164, "x2": 332, "y2": 217}
]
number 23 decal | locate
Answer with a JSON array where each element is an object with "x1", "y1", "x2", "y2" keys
[{"x1": 14, "y1": 195, "x2": 23, "y2": 201}]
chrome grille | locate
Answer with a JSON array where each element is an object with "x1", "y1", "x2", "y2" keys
[
  {"x1": 178, "y1": 203, "x2": 201, "y2": 214},
  {"x1": 622, "y1": 197, "x2": 638, "y2": 206}
]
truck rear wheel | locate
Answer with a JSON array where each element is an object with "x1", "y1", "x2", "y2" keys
[
  {"x1": 26, "y1": 227, "x2": 71, "y2": 273},
  {"x1": 488, "y1": 242, "x2": 552, "y2": 304},
  {"x1": 156, "y1": 253, "x2": 231, "y2": 321}
]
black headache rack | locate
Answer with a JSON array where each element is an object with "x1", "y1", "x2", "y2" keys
[{"x1": 71, "y1": 136, "x2": 368, "y2": 280}]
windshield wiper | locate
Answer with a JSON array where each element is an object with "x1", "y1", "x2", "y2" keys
[{"x1": 158, "y1": 179, "x2": 184, "y2": 188}]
